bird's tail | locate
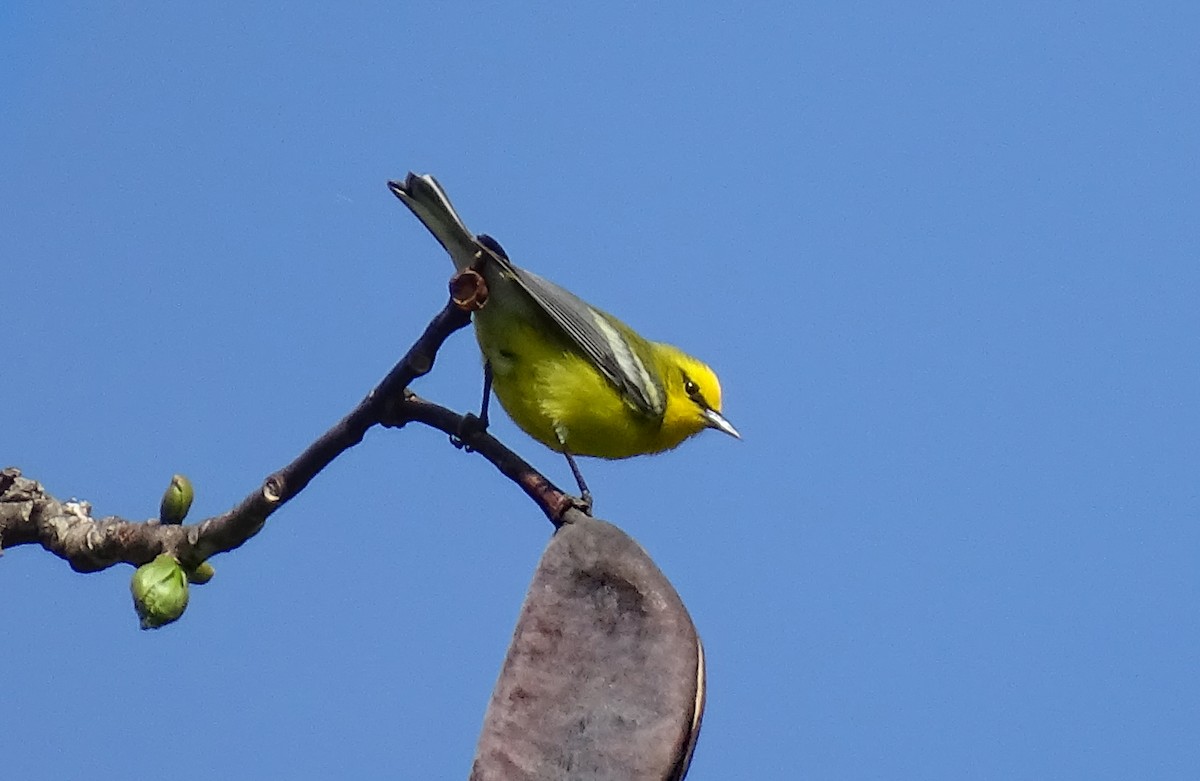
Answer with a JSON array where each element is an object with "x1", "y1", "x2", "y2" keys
[{"x1": 388, "y1": 173, "x2": 479, "y2": 271}]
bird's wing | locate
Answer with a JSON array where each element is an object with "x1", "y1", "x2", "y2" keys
[{"x1": 510, "y1": 267, "x2": 666, "y2": 419}]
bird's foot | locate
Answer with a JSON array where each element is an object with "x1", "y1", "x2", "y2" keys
[
  {"x1": 450, "y1": 412, "x2": 488, "y2": 452},
  {"x1": 567, "y1": 490, "x2": 593, "y2": 517}
]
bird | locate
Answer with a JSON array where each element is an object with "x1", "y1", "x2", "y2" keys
[{"x1": 388, "y1": 173, "x2": 738, "y2": 501}]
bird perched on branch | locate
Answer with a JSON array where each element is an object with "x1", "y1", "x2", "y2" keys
[{"x1": 389, "y1": 173, "x2": 738, "y2": 502}]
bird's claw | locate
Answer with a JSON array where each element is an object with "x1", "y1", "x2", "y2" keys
[
  {"x1": 450, "y1": 412, "x2": 489, "y2": 452},
  {"x1": 570, "y1": 491, "x2": 594, "y2": 517}
]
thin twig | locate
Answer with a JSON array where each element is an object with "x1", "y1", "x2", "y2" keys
[{"x1": 1, "y1": 287, "x2": 577, "y2": 573}]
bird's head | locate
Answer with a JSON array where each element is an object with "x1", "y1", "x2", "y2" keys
[{"x1": 657, "y1": 346, "x2": 740, "y2": 446}]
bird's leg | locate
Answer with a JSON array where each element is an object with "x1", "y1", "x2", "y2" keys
[
  {"x1": 477, "y1": 360, "x2": 493, "y2": 428},
  {"x1": 555, "y1": 431, "x2": 593, "y2": 514},
  {"x1": 451, "y1": 361, "x2": 493, "y2": 451},
  {"x1": 563, "y1": 451, "x2": 593, "y2": 512}
]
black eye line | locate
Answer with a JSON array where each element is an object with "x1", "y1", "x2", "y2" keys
[{"x1": 681, "y1": 371, "x2": 709, "y2": 408}]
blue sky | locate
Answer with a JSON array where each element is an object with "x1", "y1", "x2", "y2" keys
[{"x1": 4, "y1": 3, "x2": 1198, "y2": 779}]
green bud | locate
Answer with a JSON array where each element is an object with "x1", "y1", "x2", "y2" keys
[
  {"x1": 131, "y1": 554, "x2": 189, "y2": 629},
  {"x1": 159, "y1": 474, "x2": 194, "y2": 524},
  {"x1": 186, "y1": 561, "x2": 215, "y2": 585}
]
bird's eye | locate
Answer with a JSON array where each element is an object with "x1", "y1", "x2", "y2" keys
[{"x1": 684, "y1": 379, "x2": 700, "y2": 397}]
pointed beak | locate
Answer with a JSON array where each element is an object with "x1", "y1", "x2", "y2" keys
[{"x1": 702, "y1": 408, "x2": 741, "y2": 440}]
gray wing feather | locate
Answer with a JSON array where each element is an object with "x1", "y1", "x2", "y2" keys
[{"x1": 511, "y1": 268, "x2": 665, "y2": 418}]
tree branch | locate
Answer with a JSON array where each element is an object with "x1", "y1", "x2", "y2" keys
[{"x1": 2, "y1": 284, "x2": 581, "y2": 574}]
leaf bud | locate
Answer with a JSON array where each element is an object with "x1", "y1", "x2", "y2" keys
[
  {"x1": 159, "y1": 474, "x2": 194, "y2": 524},
  {"x1": 131, "y1": 554, "x2": 189, "y2": 629}
]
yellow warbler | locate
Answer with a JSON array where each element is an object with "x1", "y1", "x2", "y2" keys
[{"x1": 389, "y1": 173, "x2": 737, "y2": 495}]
